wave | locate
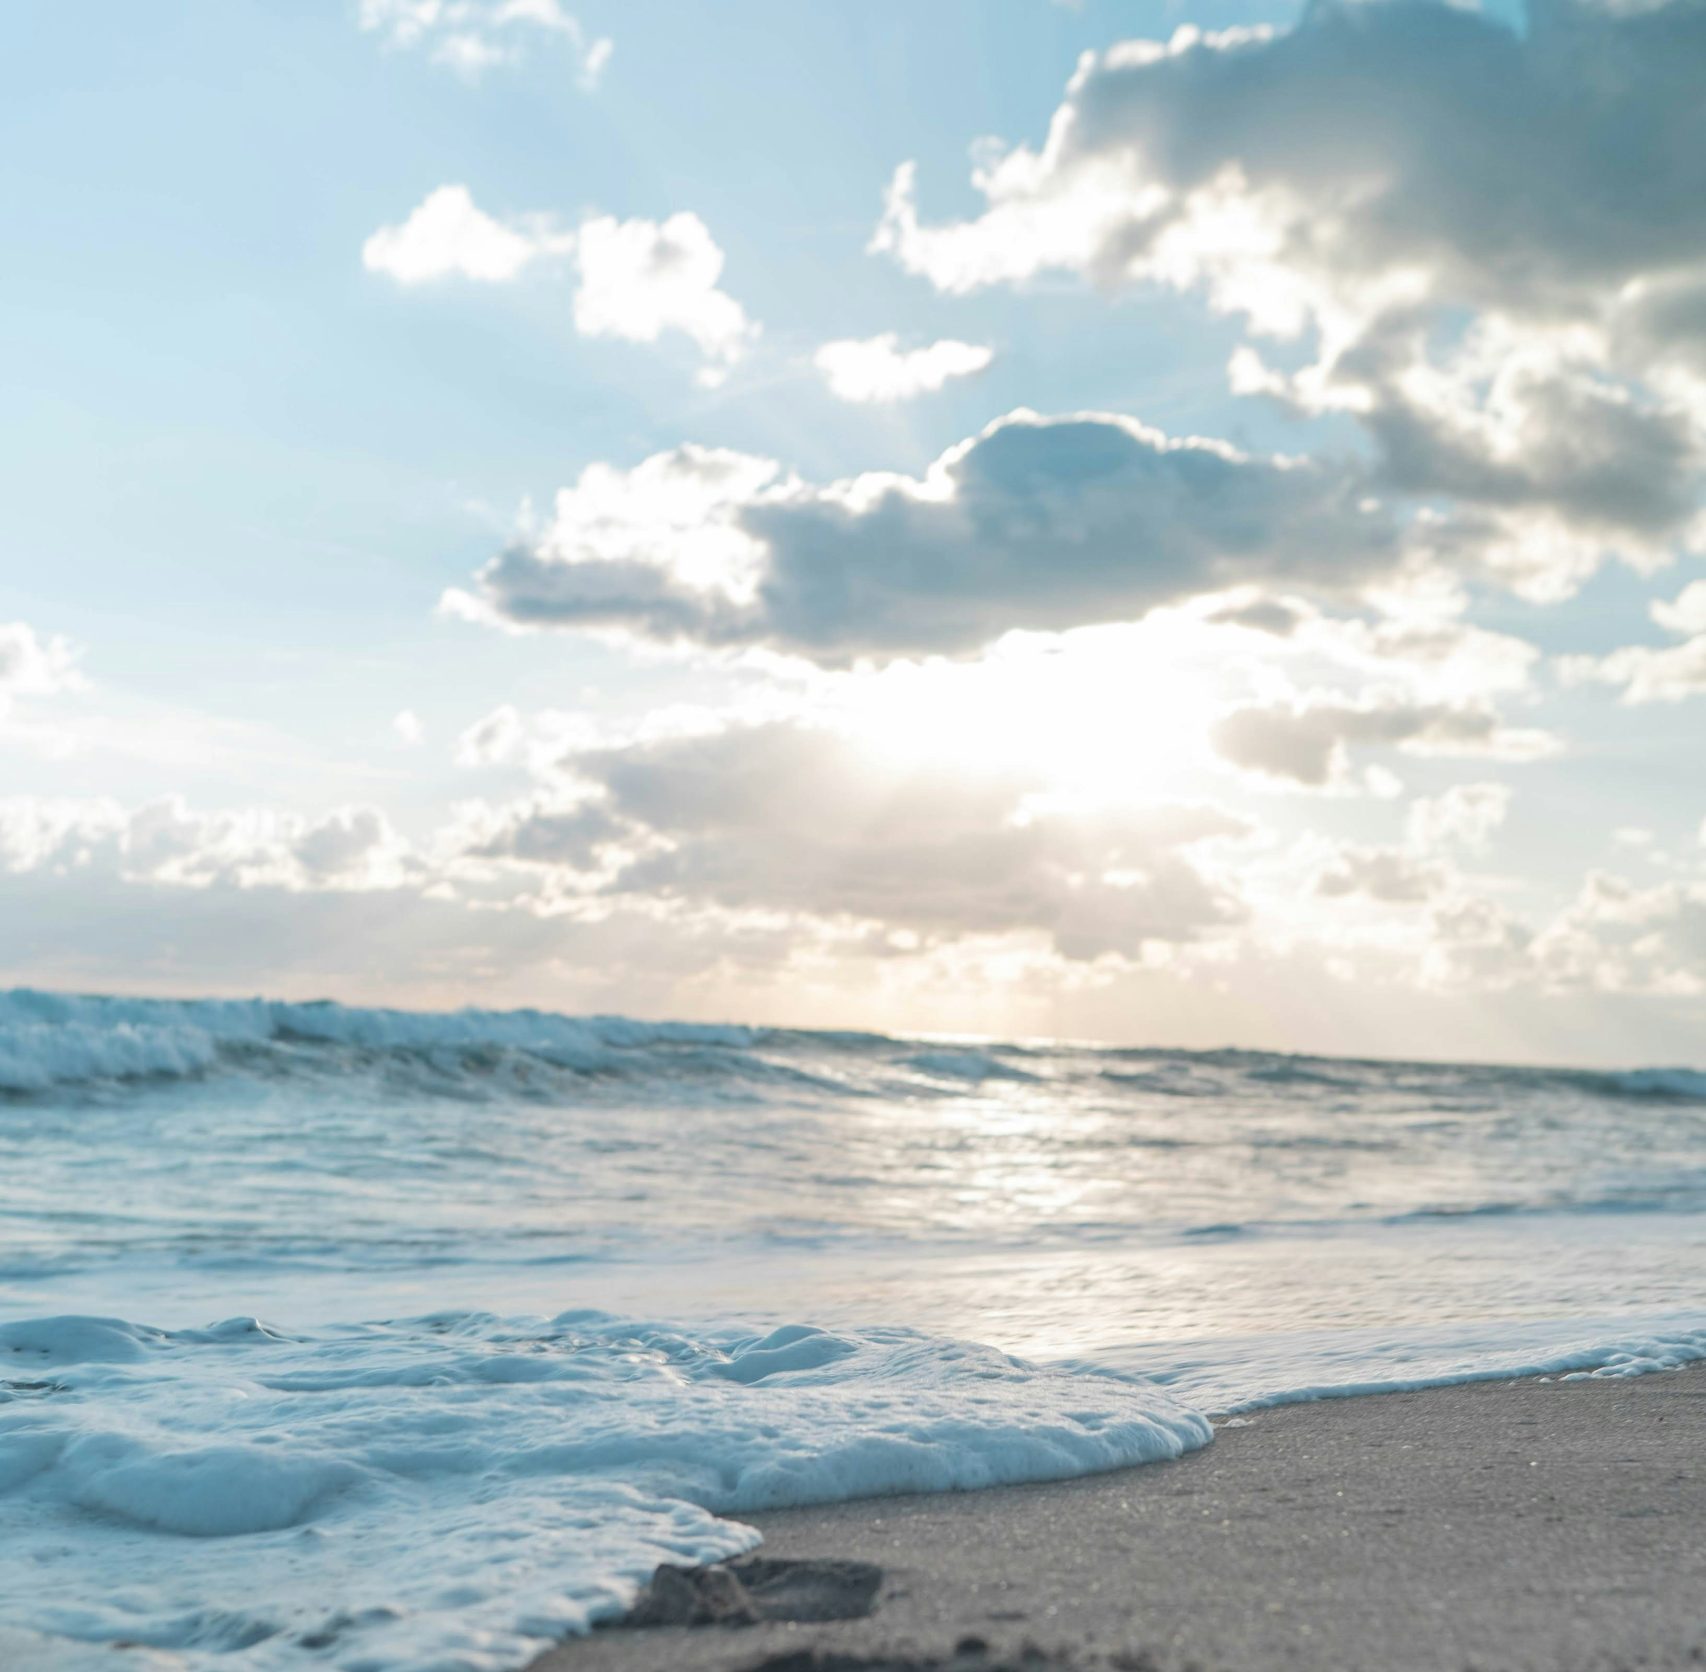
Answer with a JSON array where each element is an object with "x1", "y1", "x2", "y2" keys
[
  {"x1": 0, "y1": 989, "x2": 778, "y2": 1098},
  {"x1": 1577, "y1": 1065, "x2": 1706, "y2": 1101},
  {"x1": 6, "y1": 989, "x2": 1706, "y2": 1112},
  {"x1": 900, "y1": 1046, "x2": 1037, "y2": 1084}
]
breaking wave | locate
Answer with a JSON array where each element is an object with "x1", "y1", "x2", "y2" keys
[{"x1": 5, "y1": 989, "x2": 1704, "y2": 1109}]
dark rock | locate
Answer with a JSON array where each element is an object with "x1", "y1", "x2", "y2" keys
[
  {"x1": 620, "y1": 1556, "x2": 882, "y2": 1629},
  {"x1": 625, "y1": 1563, "x2": 761, "y2": 1627},
  {"x1": 731, "y1": 1557, "x2": 884, "y2": 1623}
]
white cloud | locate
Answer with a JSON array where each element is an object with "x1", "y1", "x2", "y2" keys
[
  {"x1": 1558, "y1": 579, "x2": 1706, "y2": 702},
  {"x1": 361, "y1": 185, "x2": 565, "y2": 284},
  {"x1": 393, "y1": 710, "x2": 424, "y2": 746},
  {"x1": 0, "y1": 795, "x2": 416, "y2": 894},
  {"x1": 813, "y1": 333, "x2": 994, "y2": 403},
  {"x1": 0, "y1": 622, "x2": 81, "y2": 718},
  {"x1": 573, "y1": 213, "x2": 757, "y2": 384},
  {"x1": 358, "y1": 0, "x2": 612, "y2": 87},
  {"x1": 364, "y1": 193, "x2": 755, "y2": 380},
  {"x1": 1528, "y1": 871, "x2": 1706, "y2": 997},
  {"x1": 1406, "y1": 783, "x2": 1512, "y2": 853},
  {"x1": 1206, "y1": 592, "x2": 1543, "y2": 703}
]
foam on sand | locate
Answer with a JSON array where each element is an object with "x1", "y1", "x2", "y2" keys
[{"x1": 0, "y1": 1311, "x2": 1209, "y2": 1671}]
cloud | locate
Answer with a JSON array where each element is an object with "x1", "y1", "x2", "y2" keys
[
  {"x1": 813, "y1": 334, "x2": 995, "y2": 403},
  {"x1": 458, "y1": 796, "x2": 629, "y2": 869},
  {"x1": 0, "y1": 795, "x2": 416, "y2": 894},
  {"x1": 873, "y1": 1, "x2": 1706, "y2": 590},
  {"x1": 447, "y1": 408, "x2": 1401, "y2": 662},
  {"x1": 1420, "y1": 893, "x2": 1537, "y2": 991},
  {"x1": 293, "y1": 807, "x2": 412, "y2": 883},
  {"x1": 1205, "y1": 591, "x2": 1543, "y2": 702},
  {"x1": 12, "y1": 704, "x2": 1239, "y2": 970},
  {"x1": 530, "y1": 719, "x2": 1250, "y2": 960},
  {"x1": 1212, "y1": 694, "x2": 1557, "y2": 788},
  {"x1": 573, "y1": 213, "x2": 757, "y2": 383},
  {"x1": 1306, "y1": 782, "x2": 1512, "y2": 910},
  {"x1": 1316, "y1": 844, "x2": 1447, "y2": 906},
  {"x1": 361, "y1": 185, "x2": 568, "y2": 284},
  {"x1": 1528, "y1": 870, "x2": 1706, "y2": 996},
  {"x1": 876, "y1": 2, "x2": 1706, "y2": 323},
  {"x1": 0, "y1": 622, "x2": 81, "y2": 718},
  {"x1": 364, "y1": 191, "x2": 754, "y2": 379},
  {"x1": 1559, "y1": 579, "x2": 1706, "y2": 701},
  {"x1": 359, "y1": 0, "x2": 612, "y2": 87},
  {"x1": 1406, "y1": 782, "x2": 1511, "y2": 852}
]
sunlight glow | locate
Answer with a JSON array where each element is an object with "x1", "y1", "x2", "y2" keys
[{"x1": 833, "y1": 620, "x2": 1223, "y2": 802}]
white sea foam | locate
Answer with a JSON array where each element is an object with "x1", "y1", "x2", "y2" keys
[{"x1": 0, "y1": 1311, "x2": 1207, "y2": 1670}]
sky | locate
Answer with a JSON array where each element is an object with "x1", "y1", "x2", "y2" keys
[{"x1": 5, "y1": 0, "x2": 1706, "y2": 1064}]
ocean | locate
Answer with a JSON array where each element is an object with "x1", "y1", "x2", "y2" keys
[{"x1": 1, "y1": 987, "x2": 1702, "y2": 1670}]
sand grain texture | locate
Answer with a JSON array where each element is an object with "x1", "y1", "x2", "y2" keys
[{"x1": 534, "y1": 1368, "x2": 1706, "y2": 1672}]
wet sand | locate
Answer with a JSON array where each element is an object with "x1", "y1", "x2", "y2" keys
[{"x1": 532, "y1": 1366, "x2": 1705, "y2": 1672}]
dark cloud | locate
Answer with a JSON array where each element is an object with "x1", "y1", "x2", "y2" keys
[
  {"x1": 890, "y1": 0, "x2": 1706, "y2": 315},
  {"x1": 1212, "y1": 695, "x2": 1557, "y2": 786},
  {"x1": 456, "y1": 412, "x2": 1397, "y2": 663},
  {"x1": 464, "y1": 799, "x2": 629, "y2": 867},
  {"x1": 878, "y1": 1, "x2": 1706, "y2": 570}
]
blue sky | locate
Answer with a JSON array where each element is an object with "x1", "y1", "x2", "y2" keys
[{"x1": 5, "y1": 0, "x2": 1706, "y2": 1063}]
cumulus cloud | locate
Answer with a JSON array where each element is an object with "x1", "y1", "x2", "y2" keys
[
  {"x1": 361, "y1": 185, "x2": 567, "y2": 284},
  {"x1": 359, "y1": 0, "x2": 612, "y2": 87},
  {"x1": 1560, "y1": 578, "x2": 1706, "y2": 701},
  {"x1": 1528, "y1": 870, "x2": 1706, "y2": 996},
  {"x1": 447, "y1": 408, "x2": 1400, "y2": 662},
  {"x1": 813, "y1": 333, "x2": 994, "y2": 403},
  {"x1": 1206, "y1": 592, "x2": 1543, "y2": 703},
  {"x1": 1212, "y1": 694, "x2": 1557, "y2": 788},
  {"x1": 364, "y1": 191, "x2": 754, "y2": 379},
  {"x1": 874, "y1": 0, "x2": 1706, "y2": 591},
  {"x1": 1421, "y1": 894, "x2": 1537, "y2": 991},
  {"x1": 1406, "y1": 782, "x2": 1512, "y2": 852},
  {"x1": 1305, "y1": 783, "x2": 1512, "y2": 917},
  {"x1": 0, "y1": 622, "x2": 81, "y2": 718},
  {"x1": 573, "y1": 213, "x2": 757, "y2": 383},
  {"x1": 1316, "y1": 844, "x2": 1448, "y2": 906},
  {"x1": 877, "y1": 1, "x2": 1706, "y2": 324},
  {"x1": 0, "y1": 795, "x2": 416, "y2": 894},
  {"x1": 457, "y1": 795, "x2": 629, "y2": 869},
  {"x1": 525, "y1": 719, "x2": 1250, "y2": 960}
]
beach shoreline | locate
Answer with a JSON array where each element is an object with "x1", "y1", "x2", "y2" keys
[{"x1": 533, "y1": 1365, "x2": 1706, "y2": 1672}]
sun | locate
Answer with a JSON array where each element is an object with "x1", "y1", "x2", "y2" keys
[{"x1": 832, "y1": 619, "x2": 1224, "y2": 804}]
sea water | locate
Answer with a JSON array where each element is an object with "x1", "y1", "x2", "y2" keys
[{"x1": 1, "y1": 988, "x2": 1702, "y2": 1670}]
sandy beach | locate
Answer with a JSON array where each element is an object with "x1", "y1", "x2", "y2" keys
[{"x1": 536, "y1": 1366, "x2": 1706, "y2": 1672}]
